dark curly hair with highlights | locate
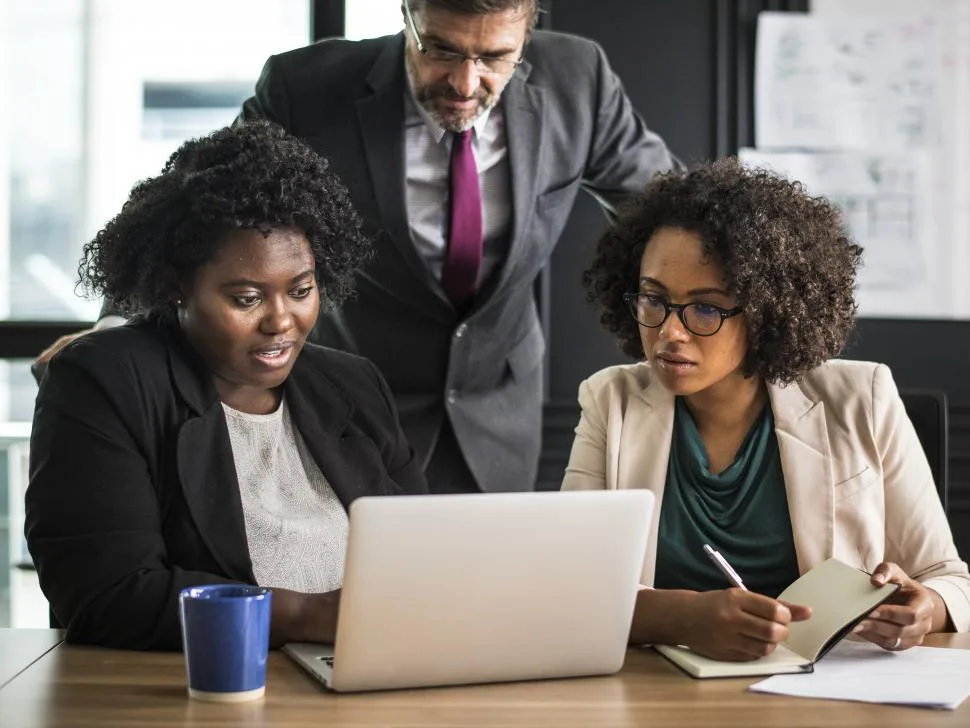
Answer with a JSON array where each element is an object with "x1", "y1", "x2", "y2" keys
[
  {"x1": 78, "y1": 119, "x2": 371, "y2": 321},
  {"x1": 582, "y1": 158, "x2": 863, "y2": 385}
]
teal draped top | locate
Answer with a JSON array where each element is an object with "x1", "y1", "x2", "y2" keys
[{"x1": 654, "y1": 398, "x2": 800, "y2": 598}]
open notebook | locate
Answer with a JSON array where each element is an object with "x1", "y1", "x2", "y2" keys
[{"x1": 655, "y1": 558, "x2": 900, "y2": 679}]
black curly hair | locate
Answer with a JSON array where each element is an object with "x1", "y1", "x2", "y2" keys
[
  {"x1": 582, "y1": 158, "x2": 863, "y2": 385},
  {"x1": 78, "y1": 119, "x2": 371, "y2": 320}
]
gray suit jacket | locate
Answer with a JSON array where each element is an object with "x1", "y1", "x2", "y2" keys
[{"x1": 240, "y1": 31, "x2": 676, "y2": 492}]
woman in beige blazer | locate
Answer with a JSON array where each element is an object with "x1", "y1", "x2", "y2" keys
[{"x1": 563, "y1": 159, "x2": 970, "y2": 662}]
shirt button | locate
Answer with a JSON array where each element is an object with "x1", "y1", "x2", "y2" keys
[
  {"x1": 447, "y1": 389, "x2": 459, "y2": 405},
  {"x1": 454, "y1": 324, "x2": 467, "y2": 339}
]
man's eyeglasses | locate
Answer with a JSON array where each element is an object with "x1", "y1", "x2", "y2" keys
[
  {"x1": 403, "y1": 0, "x2": 523, "y2": 75},
  {"x1": 622, "y1": 292, "x2": 743, "y2": 337}
]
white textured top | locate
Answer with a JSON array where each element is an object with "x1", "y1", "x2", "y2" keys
[
  {"x1": 222, "y1": 397, "x2": 348, "y2": 593},
  {"x1": 404, "y1": 80, "x2": 512, "y2": 288}
]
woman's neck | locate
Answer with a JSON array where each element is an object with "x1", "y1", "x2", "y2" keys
[
  {"x1": 684, "y1": 374, "x2": 768, "y2": 439},
  {"x1": 683, "y1": 375, "x2": 768, "y2": 475},
  {"x1": 215, "y1": 381, "x2": 283, "y2": 415}
]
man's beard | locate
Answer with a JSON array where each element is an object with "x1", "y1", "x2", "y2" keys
[{"x1": 406, "y1": 52, "x2": 504, "y2": 132}]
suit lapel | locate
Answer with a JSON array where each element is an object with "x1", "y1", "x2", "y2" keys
[
  {"x1": 176, "y1": 408, "x2": 253, "y2": 582},
  {"x1": 482, "y1": 62, "x2": 544, "y2": 299},
  {"x1": 618, "y1": 375, "x2": 675, "y2": 586},
  {"x1": 285, "y1": 351, "x2": 410, "y2": 506},
  {"x1": 356, "y1": 34, "x2": 437, "y2": 289},
  {"x1": 770, "y1": 381, "x2": 834, "y2": 573},
  {"x1": 283, "y1": 355, "x2": 364, "y2": 507},
  {"x1": 167, "y1": 341, "x2": 253, "y2": 582}
]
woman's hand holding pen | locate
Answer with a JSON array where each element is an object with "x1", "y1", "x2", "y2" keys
[
  {"x1": 853, "y1": 561, "x2": 950, "y2": 651},
  {"x1": 629, "y1": 547, "x2": 810, "y2": 657},
  {"x1": 683, "y1": 589, "x2": 812, "y2": 662},
  {"x1": 680, "y1": 543, "x2": 811, "y2": 661}
]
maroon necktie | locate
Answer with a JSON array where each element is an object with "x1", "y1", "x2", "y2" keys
[{"x1": 441, "y1": 129, "x2": 482, "y2": 309}]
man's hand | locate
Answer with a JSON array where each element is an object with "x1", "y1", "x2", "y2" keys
[
  {"x1": 32, "y1": 316, "x2": 127, "y2": 384},
  {"x1": 35, "y1": 330, "x2": 93, "y2": 367},
  {"x1": 31, "y1": 329, "x2": 96, "y2": 385}
]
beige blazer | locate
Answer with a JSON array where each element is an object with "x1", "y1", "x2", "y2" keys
[{"x1": 562, "y1": 359, "x2": 970, "y2": 632}]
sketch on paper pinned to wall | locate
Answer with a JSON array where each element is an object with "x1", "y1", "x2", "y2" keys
[
  {"x1": 756, "y1": 12, "x2": 943, "y2": 151},
  {"x1": 751, "y1": 2, "x2": 970, "y2": 320},
  {"x1": 738, "y1": 150, "x2": 943, "y2": 318}
]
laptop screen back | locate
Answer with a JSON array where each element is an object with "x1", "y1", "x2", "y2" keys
[{"x1": 327, "y1": 489, "x2": 654, "y2": 692}]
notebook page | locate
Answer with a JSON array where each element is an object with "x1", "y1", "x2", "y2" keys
[{"x1": 779, "y1": 558, "x2": 897, "y2": 661}]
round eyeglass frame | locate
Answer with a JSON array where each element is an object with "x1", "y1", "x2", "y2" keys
[{"x1": 622, "y1": 292, "x2": 743, "y2": 337}]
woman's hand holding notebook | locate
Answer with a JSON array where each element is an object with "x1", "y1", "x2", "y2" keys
[{"x1": 656, "y1": 558, "x2": 900, "y2": 679}]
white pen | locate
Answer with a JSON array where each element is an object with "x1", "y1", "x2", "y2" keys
[{"x1": 703, "y1": 543, "x2": 748, "y2": 591}]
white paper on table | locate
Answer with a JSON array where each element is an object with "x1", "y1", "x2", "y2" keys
[{"x1": 749, "y1": 640, "x2": 970, "y2": 710}]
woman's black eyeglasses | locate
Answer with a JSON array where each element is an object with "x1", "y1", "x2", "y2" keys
[{"x1": 622, "y1": 292, "x2": 742, "y2": 337}]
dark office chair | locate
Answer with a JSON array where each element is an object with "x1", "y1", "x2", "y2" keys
[{"x1": 898, "y1": 389, "x2": 949, "y2": 514}]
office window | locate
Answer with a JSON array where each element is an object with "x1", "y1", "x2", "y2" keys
[
  {"x1": 0, "y1": 0, "x2": 310, "y2": 627},
  {"x1": 345, "y1": 0, "x2": 402, "y2": 40},
  {"x1": 2, "y1": 0, "x2": 309, "y2": 322}
]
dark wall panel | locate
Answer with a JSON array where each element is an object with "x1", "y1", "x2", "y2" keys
[
  {"x1": 547, "y1": 0, "x2": 716, "y2": 168},
  {"x1": 311, "y1": 0, "x2": 345, "y2": 40},
  {"x1": 544, "y1": 0, "x2": 716, "y2": 402},
  {"x1": 845, "y1": 320, "x2": 970, "y2": 400}
]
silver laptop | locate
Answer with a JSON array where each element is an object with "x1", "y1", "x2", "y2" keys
[{"x1": 283, "y1": 489, "x2": 654, "y2": 692}]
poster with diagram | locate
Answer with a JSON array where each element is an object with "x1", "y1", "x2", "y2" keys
[
  {"x1": 756, "y1": 12, "x2": 944, "y2": 151},
  {"x1": 753, "y1": 3, "x2": 970, "y2": 319},
  {"x1": 738, "y1": 149, "x2": 944, "y2": 318}
]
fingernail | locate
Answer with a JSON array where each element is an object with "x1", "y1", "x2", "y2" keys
[
  {"x1": 852, "y1": 624, "x2": 864, "y2": 633},
  {"x1": 870, "y1": 611, "x2": 880, "y2": 620}
]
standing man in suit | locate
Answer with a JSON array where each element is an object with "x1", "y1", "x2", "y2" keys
[
  {"x1": 239, "y1": 0, "x2": 677, "y2": 494},
  {"x1": 36, "y1": 0, "x2": 677, "y2": 493}
]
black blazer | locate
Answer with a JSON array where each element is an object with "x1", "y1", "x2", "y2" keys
[{"x1": 25, "y1": 318, "x2": 427, "y2": 650}]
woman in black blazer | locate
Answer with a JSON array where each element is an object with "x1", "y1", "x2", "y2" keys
[{"x1": 25, "y1": 121, "x2": 427, "y2": 650}]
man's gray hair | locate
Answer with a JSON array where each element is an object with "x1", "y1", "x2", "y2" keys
[{"x1": 406, "y1": 0, "x2": 540, "y2": 32}]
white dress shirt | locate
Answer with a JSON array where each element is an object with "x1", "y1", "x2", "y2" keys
[{"x1": 404, "y1": 84, "x2": 512, "y2": 289}]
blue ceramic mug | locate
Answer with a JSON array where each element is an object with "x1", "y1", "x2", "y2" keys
[{"x1": 178, "y1": 584, "x2": 272, "y2": 702}]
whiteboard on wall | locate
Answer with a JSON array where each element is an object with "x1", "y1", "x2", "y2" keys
[{"x1": 752, "y1": 1, "x2": 970, "y2": 319}]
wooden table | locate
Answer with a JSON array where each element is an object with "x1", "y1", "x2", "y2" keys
[
  {"x1": 1, "y1": 632, "x2": 968, "y2": 727},
  {"x1": 0, "y1": 629, "x2": 63, "y2": 690}
]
